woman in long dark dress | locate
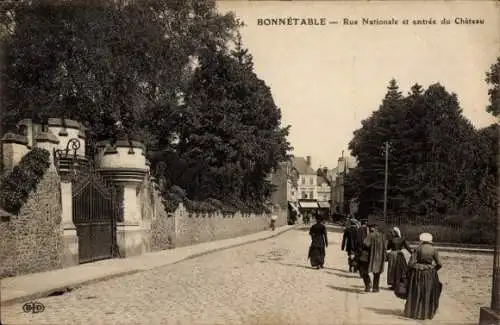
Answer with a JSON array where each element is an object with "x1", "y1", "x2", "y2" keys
[
  {"x1": 386, "y1": 226, "x2": 412, "y2": 289},
  {"x1": 308, "y1": 214, "x2": 328, "y2": 269},
  {"x1": 404, "y1": 232, "x2": 443, "y2": 320}
]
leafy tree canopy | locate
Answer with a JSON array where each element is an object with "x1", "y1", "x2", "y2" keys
[{"x1": 0, "y1": 0, "x2": 292, "y2": 209}]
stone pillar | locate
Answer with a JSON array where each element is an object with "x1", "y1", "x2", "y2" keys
[
  {"x1": 60, "y1": 178, "x2": 78, "y2": 267},
  {"x1": 97, "y1": 139, "x2": 148, "y2": 258}
]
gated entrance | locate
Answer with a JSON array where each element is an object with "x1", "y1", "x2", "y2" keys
[{"x1": 72, "y1": 158, "x2": 118, "y2": 263}]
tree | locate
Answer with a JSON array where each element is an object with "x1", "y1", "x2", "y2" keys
[
  {"x1": 1, "y1": 0, "x2": 292, "y2": 210},
  {"x1": 485, "y1": 57, "x2": 500, "y2": 117},
  {"x1": 0, "y1": 0, "x2": 239, "y2": 151},
  {"x1": 349, "y1": 79, "x2": 406, "y2": 216},
  {"x1": 349, "y1": 81, "x2": 479, "y2": 221},
  {"x1": 177, "y1": 43, "x2": 292, "y2": 204}
]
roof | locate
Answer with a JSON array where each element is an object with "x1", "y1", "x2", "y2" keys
[{"x1": 292, "y1": 157, "x2": 316, "y2": 175}]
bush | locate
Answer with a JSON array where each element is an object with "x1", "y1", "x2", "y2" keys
[
  {"x1": 160, "y1": 184, "x2": 275, "y2": 216},
  {"x1": 0, "y1": 148, "x2": 51, "y2": 215},
  {"x1": 398, "y1": 223, "x2": 495, "y2": 245}
]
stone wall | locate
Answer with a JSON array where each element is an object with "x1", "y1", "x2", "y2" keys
[
  {"x1": 139, "y1": 176, "x2": 175, "y2": 252},
  {"x1": 0, "y1": 171, "x2": 63, "y2": 278},
  {"x1": 139, "y1": 177, "x2": 287, "y2": 250},
  {"x1": 173, "y1": 206, "x2": 283, "y2": 247}
]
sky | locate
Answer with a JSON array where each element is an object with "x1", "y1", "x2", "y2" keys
[{"x1": 216, "y1": 1, "x2": 499, "y2": 170}]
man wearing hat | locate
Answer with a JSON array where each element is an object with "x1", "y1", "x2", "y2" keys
[{"x1": 358, "y1": 218, "x2": 387, "y2": 292}]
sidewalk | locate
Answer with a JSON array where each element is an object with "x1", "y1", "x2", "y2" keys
[{"x1": 1, "y1": 225, "x2": 295, "y2": 306}]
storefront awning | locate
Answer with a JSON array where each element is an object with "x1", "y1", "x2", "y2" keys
[
  {"x1": 298, "y1": 201, "x2": 319, "y2": 209},
  {"x1": 318, "y1": 201, "x2": 330, "y2": 209}
]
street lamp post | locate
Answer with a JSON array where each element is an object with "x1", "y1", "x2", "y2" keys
[
  {"x1": 383, "y1": 142, "x2": 389, "y2": 225},
  {"x1": 493, "y1": 208, "x2": 500, "y2": 308}
]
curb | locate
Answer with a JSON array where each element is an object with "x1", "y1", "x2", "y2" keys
[
  {"x1": 430, "y1": 247, "x2": 493, "y2": 254},
  {"x1": 1, "y1": 270, "x2": 142, "y2": 307},
  {"x1": 1, "y1": 225, "x2": 296, "y2": 307}
]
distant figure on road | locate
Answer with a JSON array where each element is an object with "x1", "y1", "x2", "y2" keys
[
  {"x1": 358, "y1": 221, "x2": 386, "y2": 292},
  {"x1": 386, "y1": 226, "x2": 412, "y2": 290},
  {"x1": 270, "y1": 214, "x2": 277, "y2": 231},
  {"x1": 404, "y1": 232, "x2": 443, "y2": 320},
  {"x1": 303, "y1": 213, "x2": 310, "y2": 225},
  {"x1": 341, "y1": 218, "x2": 361, "y2": 272},
  {"x1": 307, "y1": 214, "x2": 328, "y2": 269}
]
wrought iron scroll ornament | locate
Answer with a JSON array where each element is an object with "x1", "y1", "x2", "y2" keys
[{"x1": 53, "y1": 138, "x2": 81, "y2": 177}]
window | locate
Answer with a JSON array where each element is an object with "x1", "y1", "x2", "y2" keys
[
  {"x1": 309, "y1": 177, "x2": 314, "y2": 185},
  {"x1": 302, "y1": 192, "x2": 307, "y2": 199},
  {"x1": 301, "y1": 176, "x2": 305, "y2": 185},
  {"x1": 309, "y1": 191, "x2": 314, "y2": 199}
]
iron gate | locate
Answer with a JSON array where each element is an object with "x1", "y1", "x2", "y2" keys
[{"x1": 72, "y1": 159, "x2": 118, "y2": 264}]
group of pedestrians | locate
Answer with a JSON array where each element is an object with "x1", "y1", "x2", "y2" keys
[{"x1": 307, "y1": 214, "x2": 443, "y2": 321}]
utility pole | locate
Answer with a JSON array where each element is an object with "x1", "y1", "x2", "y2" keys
[
  {"x1": 480, "y1": 199, "x2": 500, "y2": 324},
  {"x1": 479, "y1": 150, "x2": 500, "y2": 324},
  {"x1": 383, "y1": 142, "x2": 389, "y2": 225}
]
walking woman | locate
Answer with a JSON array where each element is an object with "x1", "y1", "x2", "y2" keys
[
  {"x1": 404, "y1": 232, "x2": 443, "y2": 320},
  {"x1": 386, "y1": 227, "x2": 412, "y2": 289},
  {"x1": 308, "y1": 214, "x2": 328, "y2": 269}
]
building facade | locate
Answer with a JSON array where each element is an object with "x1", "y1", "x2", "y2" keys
[
  {"x1": 287, "y1": 156, "x2": 316, "y2": 201},
  {"x1": 330, "y1": 153, "x2": 357, "y2": 215}
]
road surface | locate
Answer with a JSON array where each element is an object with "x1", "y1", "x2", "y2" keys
[{"x1": 1, "y1": 227, "x2": 475, "y2": 325}]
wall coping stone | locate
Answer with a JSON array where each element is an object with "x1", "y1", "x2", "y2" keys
[
  {"x1": 1, "y1": 133, "x2": 29, "y2": 145},
  {"x1": 103, "y1": 146, "x2": 119, "y2": 155},
  {"x1": 47, "y1": 118, "x2": 82, "y2": 130},
  {"x1": 35, "y1": 131, "x2": 60, "y2": 144},
  {"x1": 114, "y1": 139, "x2": 146, "y2": 151}
]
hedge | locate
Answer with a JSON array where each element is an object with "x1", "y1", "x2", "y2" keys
[
  {"x1": 158, "y1": 181, "x2": 272, "y2": 215},
  {"x1": 0, "y1": 148, "x2": 51, "y2": 215}
]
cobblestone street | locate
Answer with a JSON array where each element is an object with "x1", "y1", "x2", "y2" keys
[{"x1": 2, "y1": 228, "x2": 478, "y2": 325}]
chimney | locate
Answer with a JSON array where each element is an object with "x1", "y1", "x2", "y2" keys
[{"x1": 306, "y1": 156, "x2": 311, "y2": 166}]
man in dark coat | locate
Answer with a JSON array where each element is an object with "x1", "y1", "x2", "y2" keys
[
  {"x1": 358, "y1": 221, "x2": 387, "y2": 292},
  {"x1": 341, "y1": 219, "x2": 360, "y2": 272}
]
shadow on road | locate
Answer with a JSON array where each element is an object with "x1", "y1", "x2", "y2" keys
[
  {"x1": 327, "y1": 285, "x2": 364, "y2": 294},
  {"x1": 327, "y1": 271, "x2": 360, "y2": 279},
  {"x1": 277, "y1": 262, "x2": 318, "y2": 270},
  {"x1": 363, "y1": 307, "x2": 405, "y2": 317},
  {"x1": 323, "y1": 267, "x2": 350, "y2": 273},
  {"x1": 295, "y1": 226, "x2": 343, "y2": 234}
]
